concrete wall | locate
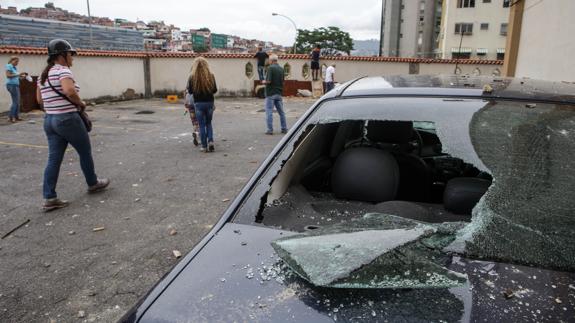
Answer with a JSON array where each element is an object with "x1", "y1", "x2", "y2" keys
[
  {"x1": 0, "y1": 53, "x2": 501, "y2": 113},
  {"x1": 514, "y1": 0, "x2": 575, "y2": 82},
  {"x1": 0, "y1": 54, "x2": 145, "y2": 111}
]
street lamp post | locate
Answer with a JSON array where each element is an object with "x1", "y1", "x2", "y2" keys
[
  {"x1": 272, "y1": 13, "x2": 297, "y2": 54},
  {"x1": 86, "y1": 0, "x2": 93, "y2": 48}
]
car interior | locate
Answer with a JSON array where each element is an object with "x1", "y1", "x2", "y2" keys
[{"x1": 260, "y1": 120, "x2": 493, "y2": 232}]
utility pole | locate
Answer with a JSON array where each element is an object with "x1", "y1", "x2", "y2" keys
[
  {"x1": 379, "y1": 0, "x2": 386, "y2": 56},
  {"x1": 86, "y1": 0, "x2": 93, "y2": 48},
  {"x1": 454, "y1": 28, "x2": 464, "y2": 74}
]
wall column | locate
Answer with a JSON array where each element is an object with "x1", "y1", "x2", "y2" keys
[
  {"x1": 143, "y1": 56, "x2": 152, "y2": 98},
  {"x1": 502, "y1": 0, "x2": 525, "y2": 77}
]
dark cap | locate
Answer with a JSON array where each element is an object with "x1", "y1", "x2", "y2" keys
[{"x1": 47, "y1": 39, "x2": 77, "y2": 57}]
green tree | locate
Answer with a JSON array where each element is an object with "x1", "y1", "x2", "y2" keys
[{"x1": 295, "y1": 27, "x2": 354, "y2": 56}]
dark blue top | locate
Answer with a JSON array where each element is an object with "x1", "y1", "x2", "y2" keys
[{"x1": 311, "y1": 50, "x2": 320, "y2": 62}]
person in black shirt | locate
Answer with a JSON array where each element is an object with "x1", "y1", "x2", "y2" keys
[
  {"x1": 187, "y1": 57, "x2": 218, "y2": 152},
  {"x1": 254, "y1": 47, "x2": 269, "y2": 81},
  {"x1": 310, "y1": 45, "x2": 321, "y2": 81}
]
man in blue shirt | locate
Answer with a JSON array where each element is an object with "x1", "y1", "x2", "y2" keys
[{"x1": 5, "y1": 56, "x2": 26, "y2": 122}]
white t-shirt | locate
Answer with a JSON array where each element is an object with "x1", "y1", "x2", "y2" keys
[{"x1": 325, "y1": 66, "x2": 335, "y2": 83}]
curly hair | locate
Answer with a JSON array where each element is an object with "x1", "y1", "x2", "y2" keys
[{"x1": 190, "y1": 57, "x2": 215, "y2": 94}]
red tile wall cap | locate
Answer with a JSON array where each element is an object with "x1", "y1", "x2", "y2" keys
[{"x1": 0, "y1": 46, "x2": 503, "y2": 65}]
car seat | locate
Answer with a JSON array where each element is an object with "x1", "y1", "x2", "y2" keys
[
  {"x1": 443, "y1": 177, "x2": 491, "y2": 215},
  {"x1": 366, "y1": 121, "x2": 432, "y2": 202}
]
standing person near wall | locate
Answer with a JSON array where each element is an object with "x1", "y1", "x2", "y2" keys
[
  {"x1": 310, "y1": 45, "x2": 321, "y2": 81},
  {"x1": 254, "y1": 46, "x2": 269, "y2": 81},
  {"x1": 5, "y1": 56, "x2": 27, "y2": 123},
  {"x1": 187, "y1": 57, "x2": 218, "y2": 152},
  {"x1": 263, "y1": 54, "x2": 287, "y2": 135},
  {"x1": 37, "y1": 39, "x2": 110, "y2": 211},
  {"x1": 324, "y1": 63, "x2": 336, "y2": 93}
]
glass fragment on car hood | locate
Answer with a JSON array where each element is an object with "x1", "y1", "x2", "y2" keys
[{"x1": 271, "y1": 214, "x2": 467, "y2": 289}]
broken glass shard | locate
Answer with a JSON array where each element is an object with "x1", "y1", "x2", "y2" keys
[{"x1": 272, "y1": 214, "x2": 467, "y2": 289}]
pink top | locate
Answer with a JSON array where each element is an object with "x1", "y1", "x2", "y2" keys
[{"x1": 38, "y1": 64, "x2": 80, "y2": 114}]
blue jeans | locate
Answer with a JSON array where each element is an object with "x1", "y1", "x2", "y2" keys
[
  {"x1": 6, "y1": 84, "x2": 20, "y2": 118},
  {"x1": 265, "y1": 94, "x2": 287, "y2": 132},
  {"x1": 257, "y1": 66, "x2": 266, "y2": 81},
  {"x1": 194, "y1": 102, "x2": 214, "y2": 148},
  {"x1": 43, "y1": 113, "x2": 98, "y2": 199}
]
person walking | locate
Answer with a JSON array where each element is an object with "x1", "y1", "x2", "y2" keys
[
  {"x1": 310, "y1": 45, "x2": 321, "y2": 81},
  {"x1": 5, "y1": 56, "x2": 27, "y2": 123},
  {"x1": 253, "y1": 46, "x2": 269, "y2": 81},
  {"x1": 263, "y1": 54, "x2": 287, "y2": 135},
  {"x1": 187, "y1": 57, "x2": 218, "y2": 152},
  {"x1": 37, "y1": 39, "x2": 109, "y2": 211},
  {"x1": 324, "y1": 63, "x2": 336, "y2": 93}
]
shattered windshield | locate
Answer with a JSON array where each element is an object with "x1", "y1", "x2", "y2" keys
[{"x1": 233, "y1": 97, "x2": 575, "y2": 286}]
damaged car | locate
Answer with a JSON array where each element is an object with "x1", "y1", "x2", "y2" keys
[{"x1": 121, "y1": 75, "x2": 575, "y2": 322}]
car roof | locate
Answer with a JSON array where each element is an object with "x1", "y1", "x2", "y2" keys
[{"x1": 332, "y1": 75, "x2": 575, "y2": 104}]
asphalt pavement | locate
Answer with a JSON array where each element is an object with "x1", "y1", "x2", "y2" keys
[{"x1": 0, "y1": 97, "x2": 314, "y2": 322}]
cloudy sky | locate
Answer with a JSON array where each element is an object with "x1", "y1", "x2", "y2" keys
[{"x1": 3, "y1": 0, "x2": 383, "y2": 45}]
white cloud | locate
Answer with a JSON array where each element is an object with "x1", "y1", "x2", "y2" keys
[{"x1": 2, "y1": 0, "x2": 382, "y2": 45}]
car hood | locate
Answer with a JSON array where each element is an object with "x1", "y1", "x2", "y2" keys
[{"x1": 135, "y1": 223, "x2": 575, "y2": 322}]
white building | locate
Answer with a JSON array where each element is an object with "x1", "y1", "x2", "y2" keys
[
  {"x1": 504, "y1": 0, "x2": 575, "y2": 82},
  {"x1": 439, "y1": 0, "x2": 510, "y2": 60}
]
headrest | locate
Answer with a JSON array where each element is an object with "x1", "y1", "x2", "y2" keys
[
  {"x1": 367, "y1": 121, "x2": 414, "y2": 143},
  {"x1": 331, "y1": 147, "x2": 399, "y2": 203},
  {"x1": 443, "y1": 177, "x2": 491, "y2": 215}
]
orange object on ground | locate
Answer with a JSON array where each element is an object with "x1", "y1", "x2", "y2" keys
[{"x1": 166, "y1": 95, "x2": 178, "y2": 103}]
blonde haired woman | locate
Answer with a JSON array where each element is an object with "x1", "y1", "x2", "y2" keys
[{"x1": 186, "y1": 57, "x2": 218, "y2": 152}]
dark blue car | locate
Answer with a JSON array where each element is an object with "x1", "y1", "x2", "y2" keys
[{"x1": 122, "y1": 75, "x2": 575, "y2": 322}]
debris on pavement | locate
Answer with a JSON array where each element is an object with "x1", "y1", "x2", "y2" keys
[
  {"x1": 173, "y1": 250, "x2": 182, "y2": 258},
  {"x1": 92, "y1": 227, "x2": 105, "y2": 232},
  {"x1": 78, "y1": 310, "x2": 86, "y2": 318},
  {"x1": 222, "y1": 198, "x2": 230, "y2": 202},
  {"x1": 169, "y1": 229, "x2": 177, "y2": 236}
]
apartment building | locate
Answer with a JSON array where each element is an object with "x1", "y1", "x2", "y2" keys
[
  {"x1": 380, "y1": 0, "x2": 442, "y2": 58},
  {"x1": 439, "y1": 0, "x2": 510, "y2": 60}
]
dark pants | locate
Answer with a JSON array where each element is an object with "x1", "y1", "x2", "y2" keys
[
  {"x1": 194, "y1": 102, "x2": 214, "y2": 148},
  {"x1": 6, "y1": 84, "x2": 20, "y2": 118},
  {"x1": 43, "y1": 113, "x2": 98, "y2": 199},
  {"x1": 325, "y1": 82, "x2": 335, "y2": 93}
]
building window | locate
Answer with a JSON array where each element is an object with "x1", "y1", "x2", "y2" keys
[
  {"x1": 483, "y1": 0, "x2": 491, "y2": 2},
  {"x1": 480, "y1": 23, "x2": 489, "y2": 30},
  {"x1": 497, "y1": 52, "x2": 505, "y2": 60},
  {"x1": 452, "y1": 52, "x2": 471, "y2": 59},
  {"x1": 500, "y1": 23, "x2": 508, "y2": 36},
  {"x1": 503, "y1": 0, "x2": 510, "y2": 7},
  {"x1": 455, "y1": 23, "x2": 473, "y2": 35},
  {"x1": 457, "y1": 0, "x2": 476, "y2": 8}
]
